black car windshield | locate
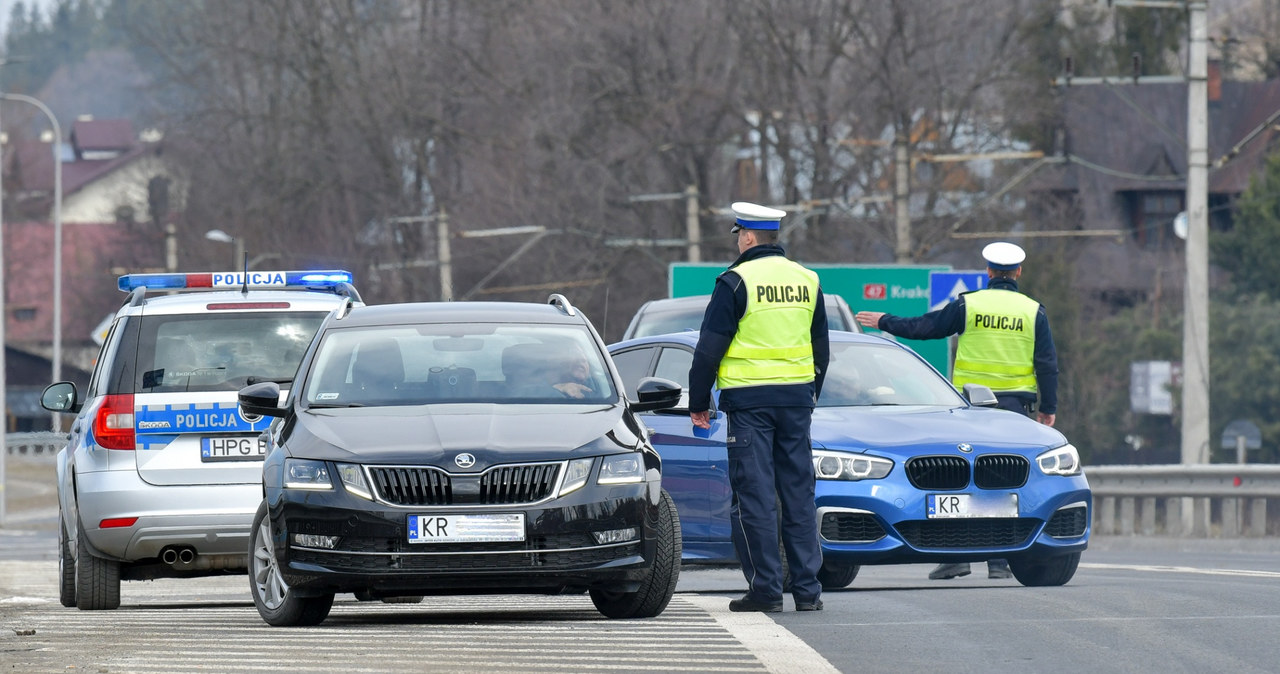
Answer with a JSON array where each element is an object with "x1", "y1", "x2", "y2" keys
[
  {"x1": 818, "y1": 341, "x2": 966, "y2": 408},
  {"x1": 303, "y1": 323, "x2": 617, "y2": 406}
]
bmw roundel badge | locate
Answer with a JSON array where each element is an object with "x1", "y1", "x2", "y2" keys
[
  {"x1": 455, "y1": 453, "x2": 476, "y2": 468},
  {"x1": 957, "y1": 443, "x2": 973, "y2": 453}
]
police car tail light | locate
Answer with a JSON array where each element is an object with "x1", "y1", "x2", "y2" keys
[{"x1": 92, "y1": 394, "x2": 136, "y2": 450}]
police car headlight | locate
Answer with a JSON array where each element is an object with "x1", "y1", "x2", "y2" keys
[
  {"x1": 558, "y1": 458, "x2": 595, "y2": 496},
  {"x1": 335, "y1": 463, "x2": 373, "y2": 500},
  {"x1": 811, "y1": 450, "x2": 893, "y2": 481},
  {"x1": 284, "y1": 459, "x2": 334, "y2": 490},
  {"x1": 1037, "y1": 444, "x2": 1081, "y2": 476},
  {"x1": 598, "y1": 453, "x2": 644, "y2": 484}
]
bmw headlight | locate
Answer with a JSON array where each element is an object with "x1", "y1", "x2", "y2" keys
[
  {"x1": 559, "y1": 457, "x2": 595, "y2": 496},
  {"x1": 1037, "y1": 444, "x2": 1081, "y2": 476},
  {"x1": 284, "y1": 458, "x2": 333, "y2": 490},
  {"x1": 598, "y1": 453, "x2": 644, "y2": 484},
  {"x1": 811, "y1": 450, "x2": 893, "y2": 481},
  {"x1": 335, "y1": 462, "x2": 373, "y2": 499}
]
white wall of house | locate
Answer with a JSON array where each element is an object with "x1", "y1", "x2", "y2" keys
[{"x1": 61, "y1": 152, "x2": 187, "y2": 224}]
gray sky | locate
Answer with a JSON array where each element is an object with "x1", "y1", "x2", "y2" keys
[{"x1": 0, "y1": 0, "x2": 56, "y2": 37}]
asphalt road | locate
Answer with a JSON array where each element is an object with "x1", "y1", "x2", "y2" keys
[{"x1": 4, "y1": 453, "x2": 1280, "y2": 673}]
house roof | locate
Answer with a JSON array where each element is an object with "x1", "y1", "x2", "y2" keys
[
  {"x1": 71, "y1": 118, "x2": 136, "y2": 155},
  {"x1": 1032, "y1": 78, "x2": 1280, "y2": 198},
  {"x1": 5, "y1": 133, "x2": 156, "y2": 198}
]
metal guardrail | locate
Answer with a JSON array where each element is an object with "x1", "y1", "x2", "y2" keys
[
  {"x1": 4, "y1": 431, "x2": 67, "y2": 457},
  {"x1": 1087, "y1": 465, "x2": 1280, "y2": 537}
]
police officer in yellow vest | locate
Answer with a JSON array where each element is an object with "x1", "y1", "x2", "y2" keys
[
  {"x1": 854, "y1": 241, "x2": 1059, "y2": 581},
  {"x1": 689, "y1": 202, "x2": 830, "y2": 612}
]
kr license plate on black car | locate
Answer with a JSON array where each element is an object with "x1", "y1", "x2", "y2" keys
[{"x1": 200, "y1": 435, "x2": 268, "y2": 462}]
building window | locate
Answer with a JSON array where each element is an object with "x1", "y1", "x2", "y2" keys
[
  {"x1": 13, "y1": 307, "x2": 37, "y2": 321},
  {"x1": 1131, "y1": 191, "x2": 1183, "y2": 250}
]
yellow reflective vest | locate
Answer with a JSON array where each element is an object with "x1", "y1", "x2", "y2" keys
[
  {"x1": 717, "y1": 256, "x2": 819, "y2": 389},
  {"x1": 953, "y1": 289, "x2": 1039, "y2": 393}
]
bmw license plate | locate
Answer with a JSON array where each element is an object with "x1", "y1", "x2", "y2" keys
[
  {"x1": 200, "y1": 436, "x2": 268, "y2": 462},
  {"x1": 408, "y1": 514, "x2": 525, "y2": 544},
  {"x1": 927, "y1": 493, "x2": 1018, "y2": 519}
]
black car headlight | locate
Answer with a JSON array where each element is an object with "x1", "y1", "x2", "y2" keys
[
  {"x1": 559, "y1": 458, "x2": 595, "y2": 496},
  {"x1": 811, "y1": 449, "x2": 893, "y2": 481},
  {"x1": 598, "y1": 452, "x2": 644, "y2": 484},
  {"x1": 1037, "y1": 444, "x2": 1081, "y2": 476},
  {"x1": 335, "y1": 463, "x2": 373, "y2": 499},
  {"x1": 284, "y1": 458, "x2": 334, "y2": 490}
]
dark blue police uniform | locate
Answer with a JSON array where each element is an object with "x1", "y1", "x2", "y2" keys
[{"x1": 688, "y1": 243, "x2": 830, "y2": 610}]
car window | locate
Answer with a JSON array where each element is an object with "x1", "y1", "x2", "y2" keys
[
  {"x1": 632, "y1": 307, "x2": 704, "y2": 339},
  {"x1": 824, "y1": 297, "x2": 850, "y2": 331},
  {"x1": 630, "y1": 295, "x2": 854, "y2": 337},
  {"x1": 610, "y1": 347, "x2": 655, "y2": 400},
  {"x1": 305, "y1": 323, "x2": 617, "y2": 406},
  {"x1": 653, "y1": 347, "x2": 692, "y2": 388},
  {"x1": 135, "y1": 312, "x2": 327, "y2": 392},
  {"x1": 819, "y1": 341, "x2": 965, "y2": 407}
]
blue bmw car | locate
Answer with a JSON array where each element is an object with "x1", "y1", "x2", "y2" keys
[{"x1": 608, "y1": 330, "x2": 1090, "y2": 588}]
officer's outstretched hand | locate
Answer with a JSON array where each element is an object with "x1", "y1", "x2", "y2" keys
[
  {"x1": 855, "y1": 311, "x2": 885, "y2": 329},
  {"x1": 1038, "y1": 412, "x2": 1055, "y2": 427},
  {"x1": 690, "y1": 411, "x2": 711, "y2": 430}
]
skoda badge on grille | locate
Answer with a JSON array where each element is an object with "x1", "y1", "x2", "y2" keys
[
  {"x1": 455, "y1": 453, "x2": 476, "y2": 468},
  {"x1": 957, "y1": 443, "x2": 973, "y2": 453}
]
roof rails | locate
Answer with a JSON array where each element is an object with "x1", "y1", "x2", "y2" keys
[
  {"x1": 547, "y1": 293, "x2": 577, "y2": 317},
  {"x1": 118, "y1": 270, "x2": 360, "y2": 305}
]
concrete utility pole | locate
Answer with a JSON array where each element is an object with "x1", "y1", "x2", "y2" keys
[
  {"x1": 684, "y1": 184, "x2": 701, "y2": 263},
  {"x1": 1053, "y1": 0, "x2": 1210, "y2": 470},
  {"x1": 627, "y1": 187, "x2": 703, "y2": 262},
  {"x1": 437, "y1": 209, "x2": 452, "y2": 301},
  {"x1": 1182, "y1": 2, "x2": 1210, "y2": 466},
  {"x1": 894, "y1": 133, "x2": 911, "y2": 263}
]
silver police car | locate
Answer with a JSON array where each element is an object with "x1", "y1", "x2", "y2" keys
[{"x1": 41, "y1": 270, "x2": 361, "y2": 610}]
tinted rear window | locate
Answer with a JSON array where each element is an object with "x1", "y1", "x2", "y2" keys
[
  {"x1": 632, "y1": 296, "x2": 848, "y2": 337},
  {"x1": 124, "y1": 311, "x2": 327, "y2": 393}
]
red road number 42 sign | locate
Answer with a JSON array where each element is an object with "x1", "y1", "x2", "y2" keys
[{"x1": 863, "y1": 283, "x2": 887, "y2": 300}]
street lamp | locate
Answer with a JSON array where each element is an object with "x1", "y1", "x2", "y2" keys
[
  {"x1": 0, "y1": 92, "x2": 63, "y2": 438},
  {"x1": 205, "y1": 229, "x2": 244, "y2": 269}
]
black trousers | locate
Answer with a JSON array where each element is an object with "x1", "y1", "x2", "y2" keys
[{"x1": 726, "y1": 406, "x2": 823, "y2": 603}]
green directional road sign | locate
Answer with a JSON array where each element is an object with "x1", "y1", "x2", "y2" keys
[{"x1": 670, "y1": 262, "x2": 952, "y2": 375}]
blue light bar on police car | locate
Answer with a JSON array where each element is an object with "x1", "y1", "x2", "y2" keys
[{"x1": 118, "y1": 270, "x2": 355, "y2": 292}]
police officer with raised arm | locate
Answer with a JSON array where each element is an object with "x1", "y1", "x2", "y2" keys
[
  {"x1": 688, "y1": 202, "x2": 830, "y2": 612},
  {"x1": 854, "y1": 241, "x2": 1059, "y2": 581}
]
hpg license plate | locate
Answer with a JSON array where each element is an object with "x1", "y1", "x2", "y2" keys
[{"x1": 200, "y1": 436, "x2": 268, "y2": 462}]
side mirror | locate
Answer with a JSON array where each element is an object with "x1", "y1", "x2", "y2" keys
[
  {"x1": 632, "y1": 377, "x2": 682, "y2": 412},
  {"x1": 962, "y1": 383, "x2": 999, "y2": 408},
  {"x1": 239, "y1": 381, "x2": 288, "y2": 418},
  {"x1": 41, "y1": 381, "x2": 81, "y2": 414}
]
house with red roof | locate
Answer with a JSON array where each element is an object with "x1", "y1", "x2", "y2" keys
[{"x1": 2, "y1": 117, "x2": 175, "y2": 430}]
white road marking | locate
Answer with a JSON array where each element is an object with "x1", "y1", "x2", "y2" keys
[
  {"x1": 685, "y1": 596, "x2": 839, "y2": 674},
  {"x1": 1080, "y1": 562, "x2": 1280, "y2": 578}
]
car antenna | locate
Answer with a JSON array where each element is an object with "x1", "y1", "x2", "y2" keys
[
  {"x1": 240, "y1": 251, "x2": 249, "y2": 294},
  {"x1": 602, "y1": 285, "x2": 610, "y2": 338}
]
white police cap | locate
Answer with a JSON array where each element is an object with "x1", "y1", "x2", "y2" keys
[
  {"x1": 730, "y1": 202, "x2": 786, "y2": 233},
  {"x1": 982, "y1": 241, "x2": 1026, "y2": 271}
]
